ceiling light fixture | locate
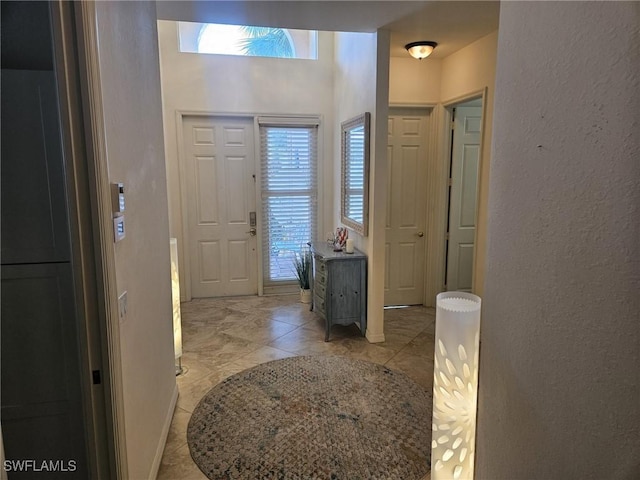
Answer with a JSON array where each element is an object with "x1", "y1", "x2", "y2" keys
[{"x1": 405, "y1": 41, "x2": 438, "y2": 60}]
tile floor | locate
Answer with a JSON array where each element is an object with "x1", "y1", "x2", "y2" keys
[{"x1": 157, "y1": 294, "x2": 435, "y2": 480}]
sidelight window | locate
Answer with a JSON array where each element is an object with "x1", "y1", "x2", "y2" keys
[{"x1": 259, "y1": 119, "x2": 318, "y2": 285}]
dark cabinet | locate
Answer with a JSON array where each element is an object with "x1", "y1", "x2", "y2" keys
[
  {"x1": 1, "y1": 2, "x2": 88, "y2": 476},
  {"x1": 1, "y1": 264, "x2": 87, "y2": 472},
  {"x1": 310, "y1": 242, "x2": 367, "y2": 341},
  {"x1": 1, "y1": 70, "x2": 71, "y2": 265}
]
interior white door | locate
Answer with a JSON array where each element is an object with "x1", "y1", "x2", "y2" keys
[
  {"x1": 446, "y1": 104, "x2": 482, "y2": 292},
  {"x1": 183, "y1": 116, "x2": 258, "y2": 297},
  {"x1": 385, "y1": 108, "x2": 429, "y2": 306}
]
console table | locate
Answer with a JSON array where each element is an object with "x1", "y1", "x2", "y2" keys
[{"x1": 310, "y1": 242, "x2": 367, "y2": 341}]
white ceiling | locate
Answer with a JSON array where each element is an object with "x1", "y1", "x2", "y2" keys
[
  {"x1": 156, "y1": 1, "x2": 500, "y2": 60},
  {"x1": 386, "y1": 1, "x2": 500, "y2": 58}
]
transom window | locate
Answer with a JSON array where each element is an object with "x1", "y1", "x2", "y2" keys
[{"x1": 178, "y1": 21, "x2": 318, "y2": 60}]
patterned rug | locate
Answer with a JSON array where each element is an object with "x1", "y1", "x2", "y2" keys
[{"x1": 187, "y1": 355, "x2": 432, "y2": 479}]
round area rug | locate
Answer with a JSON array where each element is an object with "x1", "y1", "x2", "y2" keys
[{"x1": 187, "y1": 355, "x2": 432, "y2": 480}]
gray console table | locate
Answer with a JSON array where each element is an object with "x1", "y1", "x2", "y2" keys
[{"x1": 310, "y1": 242, "x2": 367, "y2": 341}]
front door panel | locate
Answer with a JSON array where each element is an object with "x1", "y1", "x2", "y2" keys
[{"x1": 183, "y1": 116, "x2": 257, "y2": 297}]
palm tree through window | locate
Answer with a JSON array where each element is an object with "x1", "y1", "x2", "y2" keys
[{"x1": 193, "y1": 23, "x2": 318, "y2": 59}]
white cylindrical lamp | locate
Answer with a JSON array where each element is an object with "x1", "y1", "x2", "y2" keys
[
  {"x1": 431, "y1": 292, "x2": 482, "y2": 480},
  {"x1": 170, "y1": 238, "x2": 183, "y2": 374}
]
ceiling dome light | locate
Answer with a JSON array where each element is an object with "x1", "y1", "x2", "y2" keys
[{"x1": 405, "y1": 41, "x2": 438, "y2": 60}]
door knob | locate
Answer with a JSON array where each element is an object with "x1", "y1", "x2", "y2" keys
[
  {"x1": 417, "y1": 231, "x2": 424, "y2": 237},
  {"x1": 246, "y1": 227, "x2": 257, "y2": 236}
]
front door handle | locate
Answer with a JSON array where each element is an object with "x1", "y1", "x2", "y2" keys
[
  {"x1": 417, "y1": 231, "x2": 424, "y2": 237},
  {"x1": 246, "y1": 227, "x2": 257, "y2": 236}
]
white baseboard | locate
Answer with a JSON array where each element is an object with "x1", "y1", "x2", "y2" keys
[
  {"x1": 366, "y1": 329, "x2": 385, "y2": 343},
  {"x1": 150, "y1": 383, "x2": 179, "y2": 479}
]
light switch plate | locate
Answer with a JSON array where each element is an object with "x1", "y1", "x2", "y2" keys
[
  {"x1": 111, "y1": 182, "x2": 125, "y2": 214},
  {"x1": 118, "y1": 291, "x2": 127, "y2": 323},
  {"x1": 113, "y1": 216, "x2": 125, "y2": 242}
]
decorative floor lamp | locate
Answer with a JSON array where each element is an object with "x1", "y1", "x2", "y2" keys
[
  {"x1": 170, "y1": 238, "x2": 183, "y2": 375},
  {"x1": 431, "y1": 292, "x2": 482, "y2": 480}
]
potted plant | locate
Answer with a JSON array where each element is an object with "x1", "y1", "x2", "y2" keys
[{"x1": 293, "y1": 248, "x2": 312, "y2": 303}]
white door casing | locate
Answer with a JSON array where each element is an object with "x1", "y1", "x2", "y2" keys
[
  {"x1": 182, "y1": 116, "x2": 258, "y2": 297},
  {"x1": 446, "y1": 105, "x2": 482, "y2": 292},
  {"x1": 385, "y1": 108, "x2": 429, "y2": 306}
]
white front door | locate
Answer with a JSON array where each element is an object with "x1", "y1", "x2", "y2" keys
[
  {"x1": 182, "y1": 116, "x2": 258, "y2": 297},
  {"x1": 385, "y1": 108, "x2": 429, "y2": 306},
  {"x1": 446, "y1": 104, "x2": 482, "y2": 292}
]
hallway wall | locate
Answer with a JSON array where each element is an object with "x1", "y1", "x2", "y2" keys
[
  {"x1": 478, "y1": 2, "x2": 640, "y2": 477},
  {"x1": 94, "y1": 3, "x2": 177, "y2": 478},
  {"x1": 389, "y1": 56, "x2": 441, "y2": 106},
  {"x1": 333, "y1": 30, "x2": 389, "y2": 342}
]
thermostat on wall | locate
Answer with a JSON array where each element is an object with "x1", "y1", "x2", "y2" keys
[{"x1": 111, "y1": 182, "x2": 125, "y2": 215}]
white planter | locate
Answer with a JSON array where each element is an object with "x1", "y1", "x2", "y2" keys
[{"x1": 300, "y1": 288, "x2": 312, "y2": 304}]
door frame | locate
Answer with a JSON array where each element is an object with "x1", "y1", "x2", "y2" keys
[
  {"x1": 62, "y1": 1, "x2": 128, "y2": 477},
  {"x1": 425, "y1": 88, "x2": 488, "y2": 304},
  {"x1": 386, "y1": 104, "x2": 435, "y2": 306}
]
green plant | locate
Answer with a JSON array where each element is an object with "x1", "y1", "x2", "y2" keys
[{"x1": 293, "y1": 249, "x2": 312, "y2": 290}]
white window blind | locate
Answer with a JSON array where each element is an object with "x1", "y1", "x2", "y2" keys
[
  {"x1": 344, "y1": 124, "x2": 365, "y2": 222},
  {"x1": 260, "y1": 124, "x2": 318, "y2": 284}
]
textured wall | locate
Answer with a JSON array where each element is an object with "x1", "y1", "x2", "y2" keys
[
  {"x1": 95, "y1": 2, "x2": 177, "y2": 478},
  {"x1": 477, "y1": 2, "x2": 640, "y2": 479}
]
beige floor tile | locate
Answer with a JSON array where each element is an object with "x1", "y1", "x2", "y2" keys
[
  {"x1": 339, "y1": 338, "x2": 398, "y2": 364},
  {"x1": 163, "y1": 406, "x2": 192, "y2": 455},
  {"x1": 157, "y1": 443, "x2": 208, "y2": 480},
  {"x1": 400, "y1": 330, "x2": 437, "y2": 359},
  {"x1": 264, "y1": 304, "x2": 316, "y2": 326},
  {"x1": 380, "y1": 330, "x2": 421, "y2": 351},
  {"x1": 176, "y1": 362, "x2": 252, "y2": 413},
  {"x1": 186, "y1": 332, "x2": 262, "y2": 367},
  {"x1": 384, "y1": 316, "x2": 430, "y2": 337},
  {"x1": 235, "y1": 345, "x2": 299, "y2": 366},
  {"x1": 268, "y1": 324, "x2": 361, "y2": 356},
  {"x1": 386, "y1": 349, "x2": 435, "y2": 391},
  {"x1": 176, "y1": 353, "x2": 220, "y2": 384},
  {"x1": 219, "y1": 317, "x2": 300, "y2": 344},
  {"x1": 266, "y1": 324, "x2": 325, "y2": 352}
]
